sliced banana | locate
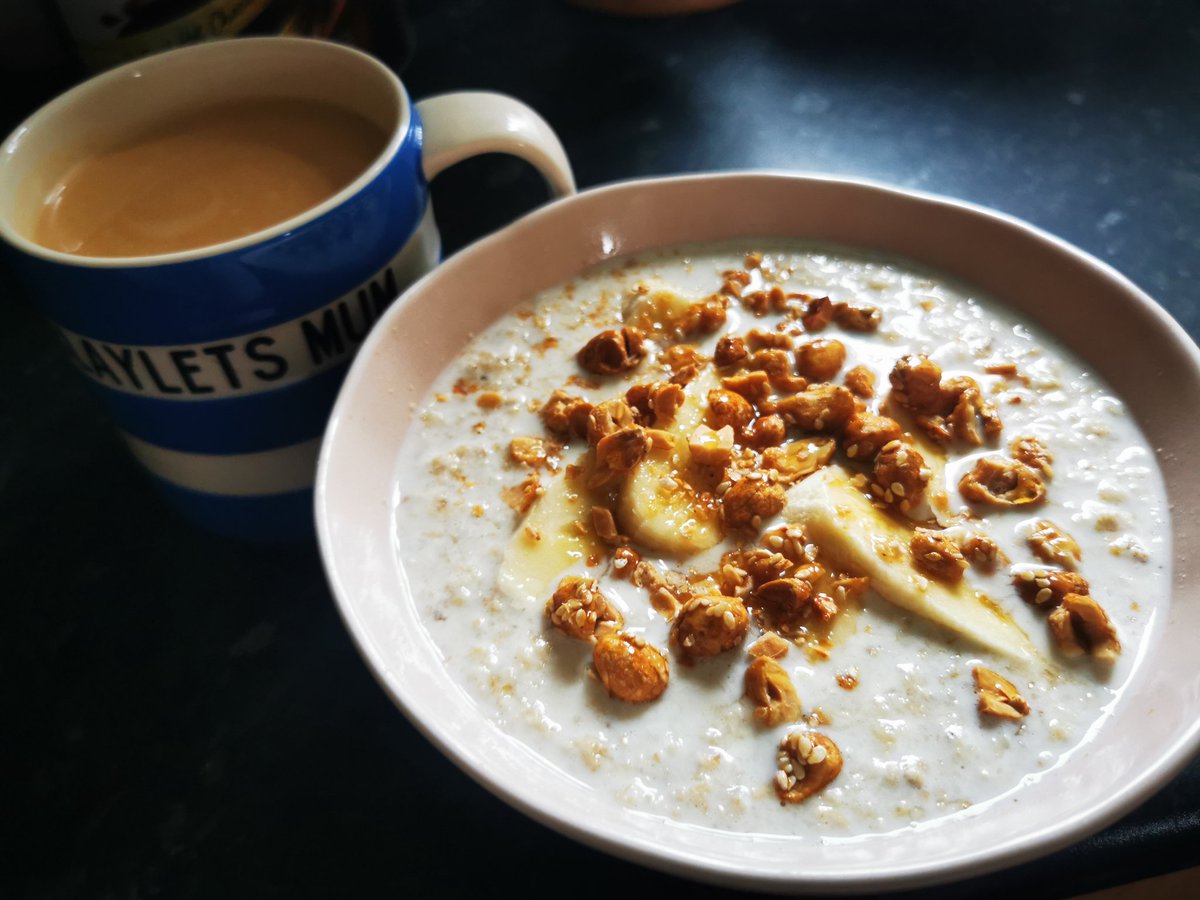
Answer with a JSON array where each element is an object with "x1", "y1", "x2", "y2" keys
[
  {"x1": 784, "y1": 466, "x2": 1036, "y2": 661},
  {"x1": 498, "y1": 462, "x2": 603, "y2": 604},
  {"x1": 622, "y1": 279, "x2": 696, "y2": 338},
  {"x1": 618, "y1": 443, "x2": 722, "y2": 555}
]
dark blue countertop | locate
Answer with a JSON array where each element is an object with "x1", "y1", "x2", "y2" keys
[{"x1": 7, "y1": 1, "x2": 1200, "y2": 896}]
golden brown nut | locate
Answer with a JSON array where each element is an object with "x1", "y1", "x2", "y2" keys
[
  {"x1": 959, "y1": 456, "x2": 1046, "y2": 507},
  {"x1": 501, "y1": 473, "x2": 542, "y2": 515},
  {"x1": 832, "y1": 301, "x2": 881, "y2": 332},
  {"x1": 546, "y1": 577, "x2": 624, "y2": 640},
  {"x1": 753, "y1": 577, "x2": 815, "y2": 623},
  {"x1": 1048, "y1": 593, "x2": 1121, "y2": 663},
  {"x1": 721, "y1": 370, "x2": 772, "y2": 406},
  {"x1": 774, "y1": 732, "x2": 843, "y2": 804},
  {"x1": 749, "y1": 349, "x2": 807, "y2": 393},
  {"x1": 1013, "y1": 568, "x2": 1090, "y2": 607},
  {"x1": 625, "y1": 380, "x2": 685, "y2": 427},
  {"x1": 672, "y1": 595, "x2": 750, "y2": 658},
  {"x1": 586, "y1": 398, "x2": 637, "y2": 445},
  {"x1": 795, "y1": 338, "x2": 847, "y2": 382},
  {"x1": 745, "y1": 657, "x2": 802, "y2": 726},
  {"x1": 747, "y1": 632, "x2": 791, "y2": 659},
  {"x1": 713, "y1": 334, "x2": 749, "y2": 367},
  {"x1": 722, "y1": 477, "x2": 786, "y2": 530},
  {"x1": 591, "y1": 506, "x2": 621, "y2": 544},
  {"x1": 1011, "y1": 435, "x2": 1054, "y2": 476},
  {"x1": 801, "y1": 296, "x2": 834, "y2": 331},
  {"x1": 577, "y1": 327, "x2": 646, "y2": 375},
  {"x1": 910, "y1": 528, "x2": 968, "y2": 582},
  {"x1": 774, "y1": 384, "x2": 856, "y2": 432},
  {"x1": 688, "y1": 424, "x2": 735, "y2": 466},
  {"x1": 593, "y1": 633, "x2": 670, "y2": 702},
  {"x1": 743, "y1": 414, "x2": 788, "y2": 449},
  {"x1": 509, "y1": 436, "x2": 563, "y2": 470},
  {"x1": 541, "y1": 390, "x2": 592, "y2": 440},
  {"x1": 611, "y1": 545, "x2": 641, "y2": 579},
  {"x1": 842, "y1": 411, "x2": 902, "y2": 461},
  {"x1": 707, "y1": 389, "x2": 756, "y2": 433},
  {"x1": 844, "y1": 365, "x2": 876, "y2": 398},
  {"x1": 957, "y1": 531, "x2": 1002, "y2": 568},
  {"x1": 746, "y1": 328, "x2": 794, "y2": 351},
  {"x1": 889, "y1": 354, "x2": 945, "y2": 413},
  {"x1": 947, "y1": 384, "x2": 985, "y2": 445},
  {"x1": 1027, "y1": 519, "x2": 1081, "y2": 569},
  {"x1": 720, "y1": 547, "x2": 799, "y2": 595},
  {"x1": 762, "y1": 437, "x2": 836, "y2": 483},
  {"x1": 871, "y1": 440, "x2": 930, "y2": 510},
  {"x1": 676, "y1": 296, "x2": 728, "y2": 336},
  {"x1": 592, "y1": 426, "x2": 651, "y2": 485},
  {"x1": 973, "y1": 666, "x2": 1030, "y2": 719}
]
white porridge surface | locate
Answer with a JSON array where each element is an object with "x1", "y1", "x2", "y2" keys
[{"x1": 393, "y1": 241, "x2": 1169, "y2": 840}]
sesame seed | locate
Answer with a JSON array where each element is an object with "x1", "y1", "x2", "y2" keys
[
  {"x1": 752, "y1": 515, "x2": 763, "y2": 530},
  {"x1": 1019, "y1": 570, "x2": 1036, "y2": 582},
  {"x1": 810, "y1": 745, "x2": 827, "y2": 764},
  {"x1": 767, "y1": 534, "x2": 784, "y2": 549},
  {"x1": 775, "y1": 770, "x2": 790, "y2": 791},
  {"x1": 892, "y1": 482, "x2": 906, "y2": 497},
  {"x1": 1035, "y1": 587, "x2": 1053, "y2": 603},
  {"x1": 723, "y1": 609, "x2": 736, "y2": 628},
  {"x1": 846, "y1": 444, "x2": 859, "y2": 458}
]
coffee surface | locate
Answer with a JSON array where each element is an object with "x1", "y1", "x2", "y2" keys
[{"x1": 34, "y1": 98, "x2": 386, "y2": 257}]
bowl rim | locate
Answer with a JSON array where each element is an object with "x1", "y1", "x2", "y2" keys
[{"x1": 315, "y1": 170, "x2": 1200, "y2": 893}]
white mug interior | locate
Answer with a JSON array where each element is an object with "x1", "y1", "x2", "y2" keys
[{"x1": 0, "y1": 36, "x2": 411, "y2": 268}]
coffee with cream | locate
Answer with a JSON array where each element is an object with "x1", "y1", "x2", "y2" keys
[{"x1": 34, "y1": 98, "x2": 386, "y2": 258}]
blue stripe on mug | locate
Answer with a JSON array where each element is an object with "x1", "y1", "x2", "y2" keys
[
  {"x1": 94, "y1": 361, "x2": 350, "y2": 454},
  {"x1": 16, "y1": 105, "x2": 426, "y2": 346}
]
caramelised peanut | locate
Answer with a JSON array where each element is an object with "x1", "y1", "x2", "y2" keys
[
  {"x1": 844, "y1": 365, "x2": 876, "y2": 398},
  {"x1": 774, "y1": 384, "x2": 856, "y2": 432},
  {"x1": 1048, "y1": 593, "x2": 1121, "y2": 662},
  {"x1": 762, "y1": 437, "x2": 836, "y2": 483},
  {"x1": 719, "y1": 547, "x2": 800, "y2": 596},
  {"x1": 590, "y1": 506, "x2": 621, "y2": 545},
  {"x1": 1027, "y1": 519, "x2": 1081, "y2": 569},
  {"x1": 871, "y1": 440, "x2": 931, "y2": 510},
  {"x1": 749, "y1": 349, "x2": 807, "y2": 393},
  {"x1": 546, "y1": 576, "x2": 623, "y2": 640},
  {"x1": 625, "y1": 379, "x2": 685, "y2": 427},
  {"x1": 707, "y1": 389, "x2": 756, "y2": 432},
  {"x1": 774, "y1": 732, "x2": 842, "y2": 804},
  {"x1": 752, "y1": 577, "x2": 814, "y2": 622},
  {"x1": 672, "y1": 595, "x2": 750, "y2": 659},
  {"x1": 500, "y1": 473, "x2": 542, "y2": 515},
  {"x1": 1011, "y1": 435, "x2": 1053, "y2": 476},
  {"x1": 593, "y1": 633, "x2": 670, "y2": 702},
  {"x1": 688, "y1": 424, "x2": 735, "y2": 466},
  {"x1": 956, "y1": 531, "x2": 1002, "y2": 569},
  {"x1": 910, "y1": 528, "x2": 968, "y2": 582},
  {"x1": 947, "y1": 383, "x2": 985, "y2": 445},
  {"x1": 832, "y1": 301, "x2": 881, "y2": 332},
  {"x1": 842, "y1": 411, "x2": 902, "y2": 461},
  {"x1": 586, "y1": 397, "x2": 636, "y2": 445},
  {"x1": 795, "y1": 338, "x2": 846, "y2": 382},
  {"x1": 746, "y1": 328, "x2": 794, "y2": 351},
  {"x1": 721, "y1": 370, "x2": 772, "y2": 405},
  {"x1": 1013, "y1": 568, "x2": 1089, "y2": 607},
  {"x1": 890, "y1": 354, "x2": 945, "y2": 413},
  {"x1": 943, "y1": 377, "x2": 1003, "y2": 444},
  {"x1": 972, "y1": 666, "x2": 1030, "y2": 719},
  {"x1": 960, "y1": 456, "x2": 1045, "y2": 507},
  {"x1": 745, "y1": 657, "x2": 802, "y2": 726},
  {"x1": 742, "y1": 414, "x2": 788, "y2": 449},
  {"x1": 722, "y1": 476, "x2": 786, "y2": 530},
  {"x1": 577, "y1": 327, "x2": 646, "y2": 375},
  {"x1": 801, "y1": 296, "x2": 834, "y2": 331},
  {"x1": 676, "y1": 296, "x2": 728, "y2": 336},
  {"x1": 713, "y1": 334, "x2": 749, "y2": 367},
  {"x1": 747, "y1": 632, "x2": 791, "y2": 659},
  {"x1": 611, "y1": 545, "x2": 641, "y2": 580},
  {"x1": 591, "y1": 426, "x2": 651, "y2": 487},
  {"x1": 541, "y1": 390, "x2": 592, "y2": 440},
  {"x1": 509, "y1": 436, "x2": 563, "y2": 470}
]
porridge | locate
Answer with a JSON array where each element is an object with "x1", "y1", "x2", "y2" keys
[{"x1": 394, "y1": 241, "x2": 1169, "y2": 838}]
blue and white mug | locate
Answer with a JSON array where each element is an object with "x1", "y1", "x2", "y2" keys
[{"x1": 0, "y1": 37, "x2": 574, "y2": 540}]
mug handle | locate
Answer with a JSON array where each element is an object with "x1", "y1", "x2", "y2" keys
[{"x1": 414, "y1": 92, "x2": 576, "y2": 198}]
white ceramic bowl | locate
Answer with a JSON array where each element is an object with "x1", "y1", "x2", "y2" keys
[{"x1": 315, "y1": 173, "x2": 1200, "y2": 893}]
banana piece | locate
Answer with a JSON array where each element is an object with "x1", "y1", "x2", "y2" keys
[
  {"x1": 617, "y1": 370, "x2": 723, "y2": 555},
  {"x1": 498, "y1": 462, "x2": 603, "y2": 604},
  {"x1": 622, "y1": 279, "x2": 695, "y2": 338},
  {"x1": 618, "y1": 443, "x2": 722, "y2": 555},
  {"x1": 784, "y1": 465, "x2": 1035, "y2": 661}
]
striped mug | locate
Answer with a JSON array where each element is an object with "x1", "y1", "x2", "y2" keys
[{"x1": 0, "y1": 37, "x2": 574, "y2": 540}]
